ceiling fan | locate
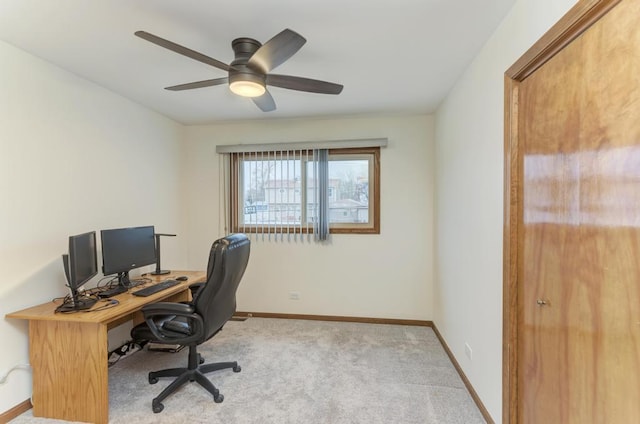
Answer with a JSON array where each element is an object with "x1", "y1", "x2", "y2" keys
[{"x1": 134, "y1": 29, "x2": 343, "y2": 112}]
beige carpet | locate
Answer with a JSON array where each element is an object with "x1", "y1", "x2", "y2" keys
[{"x1": 11, "y1": 318, "x2": 486, "y2": 424}]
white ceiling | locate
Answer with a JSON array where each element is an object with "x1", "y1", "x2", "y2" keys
[{"x1": 0, "y1": 0, "x2": 516, "y2": 125}]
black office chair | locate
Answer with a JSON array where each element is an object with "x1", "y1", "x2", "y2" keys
[{"x1": 131, "y1": 233, "x2": 250, "y2": 413}]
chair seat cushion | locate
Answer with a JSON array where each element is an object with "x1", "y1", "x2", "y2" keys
[
  {"x1": 131, "y1": 315, "x2": 191, "y2": 341},
  {"x1": 162, "y1": 318, "x2": 192, "y2": 335}
]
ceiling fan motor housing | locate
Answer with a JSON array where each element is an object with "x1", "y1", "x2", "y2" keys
[{"x1": 229, "y1": 37, "x2": 266, "y2": 85}]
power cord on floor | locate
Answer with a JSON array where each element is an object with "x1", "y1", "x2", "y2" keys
[{"x1": 108, "y1": 341, "x2": 146, "y2": 367}]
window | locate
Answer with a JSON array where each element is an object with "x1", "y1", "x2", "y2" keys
[{"x1": 229, "y1": 147, "x2": 380, "y2": 237}]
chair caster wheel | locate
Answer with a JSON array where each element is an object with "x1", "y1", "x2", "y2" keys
[
  {"x1": 152, "y1": 400, "x2": 164, "y2": 413},
  {"x1": 214, "y1": 393, "x2": 224, "y2": 403},
  {"x1": 233, "y1": 365, "x2": 241, "y2": 373},
  {"x1": 149, "y1": 374, "x2": 159, "y2": 384},
  {"x1": 198, "y1": 354, "x2": 205, "y2": 364}
]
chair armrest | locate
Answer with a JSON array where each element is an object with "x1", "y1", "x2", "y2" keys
[
  {"x1": 140, "y1": 302, "x2": 204, "y2": 344},
  {"x1": 188, "y1": 282, "x2": 204, "y2": 292},
  {"x1": 188, "y1": 283, "x2": 204, "y2": 300}
]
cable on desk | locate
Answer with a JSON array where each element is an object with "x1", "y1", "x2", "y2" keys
[
  {"x1": 54, "y1": 296, "x2": 119, "y2": 314},
  {"x1": 54, "y1": 292, "x2": 101, "y2": 313},
  {"x1": 84, "y1": 299, "x2": 120, "y2": 312}
]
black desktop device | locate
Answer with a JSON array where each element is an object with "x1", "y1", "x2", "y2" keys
[
  {"x1": 58, "y1": 231, "x2": 99, "y2": 312},
  {"x1": 100, "y1": 225, "x2": 157, "y2": 297}
]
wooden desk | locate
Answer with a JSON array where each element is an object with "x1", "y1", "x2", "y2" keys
[{"x1": 6, "y1": 270, "x2": 205, "y2": 424}]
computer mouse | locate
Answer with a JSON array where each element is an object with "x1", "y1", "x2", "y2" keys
[{"x1": 176, "y1": 276, "x2": 188, "y2": 281}]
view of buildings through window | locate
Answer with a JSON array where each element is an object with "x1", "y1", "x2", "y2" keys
[{"x1": 240, "y1": 156, "x2": 370, "y2": 227}]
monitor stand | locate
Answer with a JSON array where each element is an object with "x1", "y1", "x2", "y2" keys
[
  {"x1": 58, "y1": 254, "x2": 98, "y2": 311},
  {"x1": 97, "y1": 272, "x2": 130, "y2": 298},
  {"x1": 151, "y1": 233, "x2": 176, "y2": 275}
]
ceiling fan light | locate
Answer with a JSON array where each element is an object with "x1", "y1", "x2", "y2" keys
[{"x1": 229, "y1": 80, "x2": 266, "y2": 97}]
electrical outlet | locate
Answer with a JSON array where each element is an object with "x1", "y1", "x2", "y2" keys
[
  {"x1": 465, "y1": 342, "x2": 473, "y2": 360},
  {"x1": 289, "y1": 291, "x2": 300, "y2": 300}
]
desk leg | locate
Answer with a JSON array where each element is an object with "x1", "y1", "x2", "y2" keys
[{"x1": 30, "y1": 320, "x2": 109, "y2": 424}]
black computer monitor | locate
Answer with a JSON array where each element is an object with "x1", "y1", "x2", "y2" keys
[
  {"x1": 59, "y1": 231, "x2": 99, "y2": 312},
  {"x1": 100, "y1": 225, "x2": 156, "y2": 288}
]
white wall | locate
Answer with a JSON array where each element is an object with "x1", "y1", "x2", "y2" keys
[
  {"x1": 433, "y1": 0, "x2": 578, "y2": 421},
  {"x1": 184, "y1": 115, "x2": 434, "y2": 320},
  {"x1": 0, "y1": 40, "x2": 186, "y2": 412}
]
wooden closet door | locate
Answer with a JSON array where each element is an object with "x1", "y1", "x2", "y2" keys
[{"x1": 514, "y1": 0, "x2": 640, "y2": 422}]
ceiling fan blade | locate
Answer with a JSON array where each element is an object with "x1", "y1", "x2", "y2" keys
[
  {"x1": 165, "y1": 78, "x2": 229, "y2": 91},
  {"x1": 266, "y1": 74, "x2": 343, "y2": 95},
  {"x1": 248, "y1": 29, "x2": 306, "y2": 73},
  {"x1": 135, "y1": 31, "x2": 230, "y2": 72},
  {"x1": 252, "y1": 90, "x2": 276, "y2": 112}
]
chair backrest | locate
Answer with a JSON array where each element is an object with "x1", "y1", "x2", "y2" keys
[{"x1": 192, "y1": 233, "x2": 250, "y2": 341}]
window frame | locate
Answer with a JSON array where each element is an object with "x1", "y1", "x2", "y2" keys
[{"x1": 230, "y1": 147, "x2": 380, "y2": 235}]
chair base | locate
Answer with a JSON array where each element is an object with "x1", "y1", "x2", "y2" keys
[{"x1": 148, "y1": 344, "x2": 241, "y2": 413}]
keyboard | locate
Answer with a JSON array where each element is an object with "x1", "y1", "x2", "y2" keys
[{"x1": 132, "y1": 279, "x2": 180, "y2": 297}]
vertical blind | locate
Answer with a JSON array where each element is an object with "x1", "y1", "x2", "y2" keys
[{"x1": 228, "y1": 149, "x2": 329, "y2": 242}]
